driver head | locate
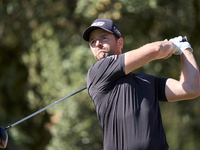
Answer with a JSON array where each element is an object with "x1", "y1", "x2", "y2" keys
[{"x1": 0, "y1": 127, "x2": 8, "y2": 148}]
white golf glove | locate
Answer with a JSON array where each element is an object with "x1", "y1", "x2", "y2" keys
[{"x1": 169, "y1": 36, "x2": 193, "y2": 55}]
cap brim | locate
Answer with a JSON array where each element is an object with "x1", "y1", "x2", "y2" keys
[{"x1": 83, "y1": 26, "x2": 113, "y2": 42}]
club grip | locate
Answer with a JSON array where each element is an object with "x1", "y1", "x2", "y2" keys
[{"x1": 182, "y1": 36, "x2": 188, "y2": 42}]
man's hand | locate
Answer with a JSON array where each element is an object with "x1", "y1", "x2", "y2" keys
[{"x1": 169, "y1": 36, "x2": 193, "y2": 55}]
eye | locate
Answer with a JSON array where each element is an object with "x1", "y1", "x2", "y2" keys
[
  {"x1": 102, "y1": 36, "x2": 107, "y2": 40},
  {"x1": 90, "y1": 40, "x2": 96, "y2": 47}
]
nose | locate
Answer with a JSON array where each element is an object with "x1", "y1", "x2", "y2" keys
[{"x1": 95, "y1": 39, "x2": 102, "y2": 47}]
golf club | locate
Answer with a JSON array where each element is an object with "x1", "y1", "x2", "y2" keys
[
  {"x1": 0, "y1": 86, "x2": 87, "y2": 148},
  {"x1": 182, "y1": 36, "x2": 188, "y2": 42},
  {"x1": 0, "y1": 36, "x2": 189, "y2": 149}
]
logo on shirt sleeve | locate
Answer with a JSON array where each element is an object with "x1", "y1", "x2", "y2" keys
[{"x1": 107, "y1": 55, "x2": 118, "y2": 60}]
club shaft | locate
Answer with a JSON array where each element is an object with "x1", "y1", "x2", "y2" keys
[{"x1": 5, "y1": 86, "x2": 87, "y2": 130}]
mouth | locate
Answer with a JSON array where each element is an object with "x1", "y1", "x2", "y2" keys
[
  {"x1": 97, "y1": 50, "x2": 105, "y2": 55},
  {"x1": 97, "y1": 48, "x2": 107, "y2": 55}
]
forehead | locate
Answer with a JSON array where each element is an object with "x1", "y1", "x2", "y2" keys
[{"x1": 89, "y1": 29, "x2": 113, "y2": 41}]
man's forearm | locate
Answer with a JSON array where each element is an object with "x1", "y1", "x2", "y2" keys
[
  {"x1": 180, "y1": 49, "x2": 200, "y2": 97},
  {"x1": 124, "y1": 41, "x2": 173, "y2": 74}
]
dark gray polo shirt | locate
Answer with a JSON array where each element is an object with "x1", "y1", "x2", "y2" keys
[{"x1": 87, "y1": 54, "x2": 169, "y2": 150}]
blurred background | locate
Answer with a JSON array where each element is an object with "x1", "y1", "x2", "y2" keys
[{"x1": 0, "y1": 0, "x2": 200, "y2": 149}]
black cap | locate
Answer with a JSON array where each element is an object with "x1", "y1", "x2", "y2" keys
[{"x1": 83, "y1": 19, "x2": 122, "y2": 41}]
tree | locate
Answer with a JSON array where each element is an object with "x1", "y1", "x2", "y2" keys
[{"x1": 0, "y1": 0, "x2": 199, "y2": 149}]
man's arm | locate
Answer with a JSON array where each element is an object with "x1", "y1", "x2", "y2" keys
[
  {"x1": 166, "y1": 49, "x2": 200, "y2": 102},
  {"x1": 124, "y1": 41, "x2": 174, "y2": 74}
]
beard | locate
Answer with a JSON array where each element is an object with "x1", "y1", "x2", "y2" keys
[
  {"x1": 94, "y1": 46, "x2": 117, "y2": 61},
  {"x1": 95, "y1": 51, "x2": 109, "y2": 61},
  {"x1": 95, "y1": 47, "x2": 111, "y2": 60}
]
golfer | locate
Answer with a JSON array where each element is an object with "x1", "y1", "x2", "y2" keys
[{"x1": 83, "y1": 19, "x2": 200, "y2": 150}]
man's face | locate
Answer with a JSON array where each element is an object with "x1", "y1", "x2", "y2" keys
[{"x1": 89, "y1": 29, "x2": 122, "y2": 61}]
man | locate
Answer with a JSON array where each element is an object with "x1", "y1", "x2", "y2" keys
[{"x1": 83, "y1": 19, "x2": 200, "y2": 150}]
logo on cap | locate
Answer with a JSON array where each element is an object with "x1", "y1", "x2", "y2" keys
[
  {"x1": 91, "y1": 22, "x2": 105, "y2": 27},
  {"x1": 113, "y1": 27, "x2": 121, "y2": 37}
]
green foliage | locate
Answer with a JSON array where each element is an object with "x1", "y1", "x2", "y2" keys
[{"x1": 0, "y1": 0, "x2": 200, "y2": 150}]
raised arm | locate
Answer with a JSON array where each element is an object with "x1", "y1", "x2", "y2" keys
[
  {"x1": 124, "y1": 36, "x2": 200, "y2": 101},
  {"x1": 124, "y1": 41, "x2": 174, "y2": 74},
  {"x1": 166, "y1": 49, "x2": 200, "y2": 102}
]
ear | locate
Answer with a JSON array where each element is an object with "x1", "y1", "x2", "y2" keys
[{"x1": 117, "y1": 38, "x2": 124, "y2": 50}]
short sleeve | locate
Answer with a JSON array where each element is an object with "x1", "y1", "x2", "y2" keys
[
  {"x1": 87, "y1": 54, "x2": 126, "y2": 92},
  {"x1": 157, "y1": 77, "x2": 168, "y2": 101}
]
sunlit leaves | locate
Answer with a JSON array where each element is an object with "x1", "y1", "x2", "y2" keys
[{"x1": 1, "y1": 0, "x2": 200, "y2": 150}]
